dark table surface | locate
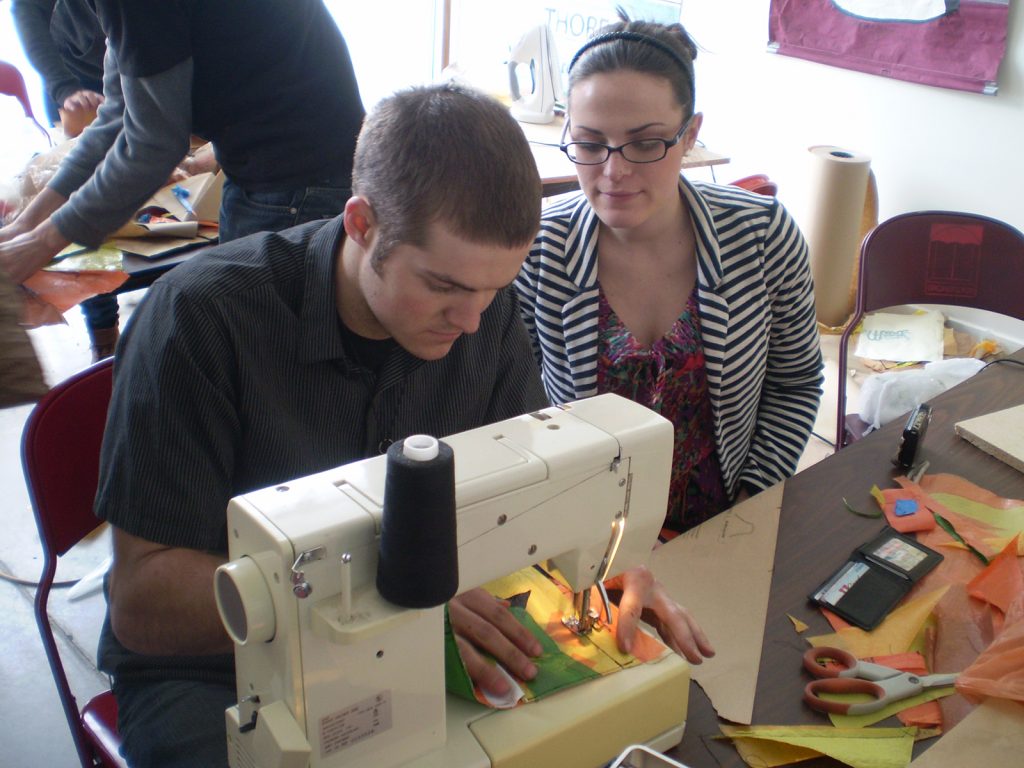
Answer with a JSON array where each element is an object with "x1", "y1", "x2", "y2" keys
[{"x1": 666, "y1": 348, "x2": 1024, "y2": 768}]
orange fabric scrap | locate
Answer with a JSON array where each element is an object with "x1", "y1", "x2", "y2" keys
[
  {"x1": 22, "y1": 270, "x2": 129, "y2": 328},
  {"x1": 967, "y1": 535, "x2": 1023, "y2": 617},
  {"x1": 871, "y1": 652, "x2": 943, "y2": 728}
]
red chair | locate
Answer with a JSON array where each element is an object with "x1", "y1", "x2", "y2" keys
[
  {"x1": 835, "y1": 211, "x2": 1024, "y2": 451},
  {"x1": 22, "y1": 357, "x2": 127, "y2": 768},
  {"x1": 0, "y1": 58, "x2": 53, "y2": 145},
  {"x1": 729, "y1": 173, "x2": 778, "y2": 197}
]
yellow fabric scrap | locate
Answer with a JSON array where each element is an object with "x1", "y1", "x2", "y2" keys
[
  {"x1": 788, "y1": 614, "x2": 809, "y2": 633},
  {"x1": 720, "y1": 725, "x2": 917, "y2": 768},
  {"x1": 871, "y1": 485, "x2": 887, "y2": 511},
  {"x1": 808, "y1": 586, "x2": 949, "y2": 658},
  {"x1": 928, "y1": 493, "x2": 1024, "y2": 539},
  {"x1": 826, "y1": 686, "x2": 957, "y2": 728}
]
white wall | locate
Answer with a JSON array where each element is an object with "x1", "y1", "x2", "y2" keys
[{"x1": 680, "y1": 2, "x2": 1024, "y2": 234}]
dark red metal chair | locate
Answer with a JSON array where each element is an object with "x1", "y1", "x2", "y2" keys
[
  {"x1": 0, "y1": 58, "x2": 53, "y2": 145},
  {"x1": 835, "y1": 211, "x2": 1024, "y2": 451},
  {"x1": 22, "y1": 357, "x2": 127, "y2": 767}
]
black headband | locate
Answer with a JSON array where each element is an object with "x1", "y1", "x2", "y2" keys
[{"x1": 568, "y1": 30, "x2": 693, "y2": 79}]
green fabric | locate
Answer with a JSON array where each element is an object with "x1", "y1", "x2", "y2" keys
[{"x1": 444, "y1": 604, "x2": 600, "y2": 705}]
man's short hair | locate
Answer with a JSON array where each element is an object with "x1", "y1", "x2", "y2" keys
[{"x1": 352, "y1": 82, "x2": 542, "y2": 262}]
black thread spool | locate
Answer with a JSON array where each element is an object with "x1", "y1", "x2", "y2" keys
[{"x1": 376, "y1": 435, "x2": 459, "y2": 608}]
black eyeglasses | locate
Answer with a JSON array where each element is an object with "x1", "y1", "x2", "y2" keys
[{"x1": 560, "y1": 117, "x2": 693, "y2": 165}]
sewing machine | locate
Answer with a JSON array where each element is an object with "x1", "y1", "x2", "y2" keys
[{"x1": 214, "y1": 393, "x2": 691, "y2": 768}]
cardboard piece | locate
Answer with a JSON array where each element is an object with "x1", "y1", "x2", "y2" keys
[
  {"x1": 651, "y1": 482, "x2": 783, "y2": 724},
  {"x1": 109, "y1": 171, "x2": 224, "y2": 250},
  {"x1": 908, "y1": 697, "x2": 1024, "y2": 766},
  {"x1": 955, "y1": 404, "x2": 1024, "y2": 475}
]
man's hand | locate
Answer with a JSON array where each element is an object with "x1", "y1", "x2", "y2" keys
[
  {"x1": 63, "y1": 89, "x2": 105, "y2": 113},
  {"x1": 0, "y1": 220, "x2": 69, "y2": 284},
  {"x1": 609, "y1": 566, "x2": 715, "y2": 664},
  {"x1": 448, "y1": 587, "x2": 542, "y2": 697}
]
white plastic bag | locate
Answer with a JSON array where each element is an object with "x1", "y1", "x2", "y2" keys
[{"x1": 857, "y1": 357, "x2": 986, "y2": 430}]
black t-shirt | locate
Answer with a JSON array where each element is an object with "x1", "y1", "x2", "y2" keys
[{"x1": 92, "y1": 0, "x2": 365, "y2": 189}]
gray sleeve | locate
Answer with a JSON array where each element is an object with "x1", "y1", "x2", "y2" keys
[
  {"x1": 11, "y1": 0, "x2": 79, "y2": 108},
  {"x1": 49, "y1": 51, "x2": 192, "y2": 247}
]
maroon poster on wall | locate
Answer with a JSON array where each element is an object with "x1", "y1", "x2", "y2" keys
[{"x1": 768, "y1": 0, "x2": 1010, "y2": 94}]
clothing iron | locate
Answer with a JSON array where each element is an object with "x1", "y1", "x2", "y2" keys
[{"x1": 508, "y1": 25, "x2": 563, "y2": 124}]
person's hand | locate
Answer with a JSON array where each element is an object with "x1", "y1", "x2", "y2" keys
[
  {"x1": 173, "y1": 143, "x2": 219, "y2": 181},
  {"x1": 0, "y1": 220, "x2": 69, "y2": 284},
  {"x1": 448, "y1": 587, "x2": 542, "y2": 697},
  {"x1": 608, "y1": 565, "x2": 715, "y2": 664},
  {"x1": 62, "y1": 89, "x2": 104, "y2": 113}
]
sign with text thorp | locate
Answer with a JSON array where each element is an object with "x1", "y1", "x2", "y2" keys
[{"x1": 768, "y1": 0, "x2": 1010, "y2": 94}]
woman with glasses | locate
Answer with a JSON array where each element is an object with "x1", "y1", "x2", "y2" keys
[{"x1": 516, "y1": 13, "x2": 823, "y2": 536}]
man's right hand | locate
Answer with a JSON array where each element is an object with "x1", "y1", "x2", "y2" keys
[
  {"x1": 0, "y1": 189, "x2": 71, "y2": 283},
  {"x1": 0, "y1": 220, "x2": 69, "y2": 284}
]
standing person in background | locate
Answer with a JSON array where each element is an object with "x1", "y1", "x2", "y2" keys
[
  {"x1": 12, "y1": 0, "x2": 116, "y2": 360},
  {"x1": 516, "y1": 11, "x2": 823, "y2": 537},
  {"x1": 11, "y1": 0, "x2": 105, "y2": 130},
  {"x1": 0, "y1": 0, "x2": 365, "y2": 359}
]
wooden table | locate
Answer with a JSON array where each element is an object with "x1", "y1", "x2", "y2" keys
[
  {"x1": 519, "y1": 116, "x2": 731, "y2": 197},
  {"x1": 665, "y1": 349, "x2": 1024, "y2": 767}
]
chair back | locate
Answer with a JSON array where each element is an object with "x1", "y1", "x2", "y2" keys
[
  {"x1": 835, "y1": 211, "x2": 1024, "y2": 450},
  {"x1": 22, "y1": 357, "x2": 126, "y2": 767},
  {"x1": 0, "y1": 59, "x2": 54, "y2": 145},
  {"x1": 729, "y1": 173, "x2": 779, "y2": 197},
  {"x1": 0, "y1": 59, "x2": 36, "y2": 118}
]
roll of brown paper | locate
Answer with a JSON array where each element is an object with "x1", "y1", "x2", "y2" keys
[
  {"x1": 848, "y1": 170, "x2": 879, "y2": 313},
  {"x1": 804, "y1": 145, "x2": 873, "y2": 328}
]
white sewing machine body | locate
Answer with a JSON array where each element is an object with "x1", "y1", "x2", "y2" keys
[{"x1": 216, "y1": 394, "x2": 690, "y2": 768}]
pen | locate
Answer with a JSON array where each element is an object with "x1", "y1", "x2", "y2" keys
[{"x1": 172, "y1": 184, "x2": 197, "y2": 220}]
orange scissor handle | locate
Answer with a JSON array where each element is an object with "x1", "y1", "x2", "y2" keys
[
  {"x1": 803, "y1": 677, "x2": 888, "y2": 715},
  {"x1": 803, "y1": 646, "x2": 858, "y2": 678}
]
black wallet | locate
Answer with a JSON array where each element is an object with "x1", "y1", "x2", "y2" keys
[{"x1": 810, "y1": 528, "x2": 943, "y2": 630}]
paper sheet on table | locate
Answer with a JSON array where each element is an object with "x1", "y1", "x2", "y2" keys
[
  {"x1": 827, "y1": 686, "x2": 956, "y2": 729},
  {"x1": 853, "y1": 310, "x2": 945, "y2": 363},
  {"x1": 651, "y1": 482, "x2": 783, "y2": 724},
  {"x1": 907, "y1": 697, "x2": 1024, "y2": 766},
  {"x1": 107, "y1": 224, "x2": 218, "y2": 259},
  {"x1": 720, "y1": 724, "x2": 917, "y2": 768},
  {"x1": 808, "y1": 586, "x2": 949, "y2": 658}
]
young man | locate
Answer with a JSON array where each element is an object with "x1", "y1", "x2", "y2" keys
[
  {"x1": 95, "y1": 83, "x2": 711, "y2": 767},
  {"x1": 0, "y1": 0, "x2": 364, "y2": 285}
]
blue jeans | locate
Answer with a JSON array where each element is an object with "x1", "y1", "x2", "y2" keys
[
  {"x1": 114, "y1": 677, "x2": 236, "y2": 768},
  {"x1": 218, "y1": 178, "x2": 351, "y2": 243},
  {"x1": 81, "y1": 293, "x2": 119, "y2": 332}
]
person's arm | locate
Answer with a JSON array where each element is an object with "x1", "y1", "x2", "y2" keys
[
  {"x1": 95, "y1": 282, "x2": 240, "y2": 656},
  {"x1": 11, "y1": 0, "x2": 81, "y2": 111},
  {"x1": 739, "y1": 201, "x2": 824, "y2": 492},
  {"x1": 108, "y1": 528, "x2": 233, "y2": 655},
  {"x1": 50, "y1": 55, "x2": 193, "y2": 247}
]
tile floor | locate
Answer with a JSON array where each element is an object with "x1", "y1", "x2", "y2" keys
[{"x1": 0, "y1": 296, "x2": 841, "y2": 767}]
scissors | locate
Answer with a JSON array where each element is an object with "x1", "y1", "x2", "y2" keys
[{"x1": 802, "y1": 646, "x2": 958, "y2": 715}]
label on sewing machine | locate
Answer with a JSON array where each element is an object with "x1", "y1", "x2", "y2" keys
[{"x1": 319, "y1": 691, "x2": 392, "y2": 758}]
